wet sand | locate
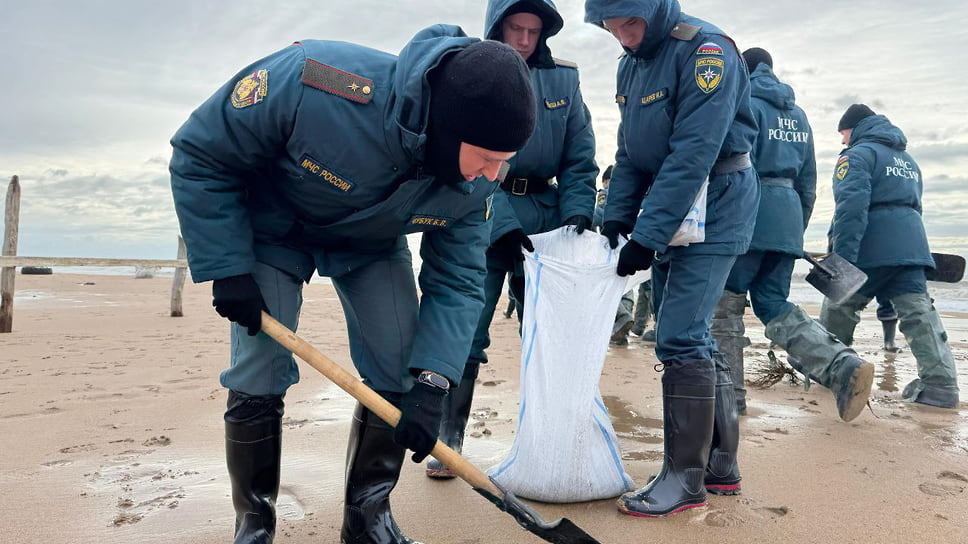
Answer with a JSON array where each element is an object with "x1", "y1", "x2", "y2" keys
[{"x1": 1, "y1": 274, "x2": 966, "y2": 543}]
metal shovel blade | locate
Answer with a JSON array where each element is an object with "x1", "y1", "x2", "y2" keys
[
  {"x1": 926, "y1": 252, "x2": 966, "y2": 283},
  {"x1": 474, "y1": 480, "x2": 601, "y2": 544},
  {"x1": 804, "y1": 253, "x2": 868, "y2": 306}
]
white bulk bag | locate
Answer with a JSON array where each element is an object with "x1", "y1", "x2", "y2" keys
[{"x1": 487, "y1": 227, "x2": 636, "y2": 502}]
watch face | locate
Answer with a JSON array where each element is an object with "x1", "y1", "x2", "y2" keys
[{"x1": 420, "y1": 371, "x2": 449, "y2": 390}]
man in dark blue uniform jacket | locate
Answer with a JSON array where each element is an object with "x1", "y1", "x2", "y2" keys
[
  {"x1": 425, "y1": 0, "x2": 599, "y2": 480},
  {"x1": 821, "y1": 104, "x2": 960, "y2": 409},
  {"x1": 586, "y1": 0, "x2": 758, "y2": 518},
  {"x1": 169, "y1": 27, "x2": 536, "y2": 544},
  {"x1": 711, "y1": 48, "x2": 873, "y2": 423}
]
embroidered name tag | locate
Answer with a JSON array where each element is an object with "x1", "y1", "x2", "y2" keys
[
  {"x1": 409, "y1": 215, "x2": 450, "y2": 229},
  {"x1": 641, "y1": 88, "x2": 669, "y2": 106},
  {"x1": 545, "y1": 97, "x2": 569, "y2": 109},
  {"x1": 299, "y1": 154, "x2": 355, "y2": 193}
]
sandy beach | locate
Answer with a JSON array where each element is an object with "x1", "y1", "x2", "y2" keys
[{"x1": 1, "y1": 272, "x2": 966, "y2": 543}]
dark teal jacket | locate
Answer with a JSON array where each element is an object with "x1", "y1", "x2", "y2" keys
[
  {"x1": 748, "y1": 64, "x2": 816, "y2": 255},
  {"x1": 585, "y1": 0, "x2": 759, "y2": 255},
  {"x1": 169, "y1": 26, "x2": 497, "y2": 383},
  {"x1": 485, "y1": 0, "x2": 598, "y2": 241},
  {"x1": 831, "y1": 115, "x2": 934, "y2": 269}
]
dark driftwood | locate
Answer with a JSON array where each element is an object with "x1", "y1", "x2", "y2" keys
[{"x1": 1, "y1": 176, "x2": 21, "y2": 333}]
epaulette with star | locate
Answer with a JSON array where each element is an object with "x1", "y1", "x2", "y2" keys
[{"x1": 670, "y1": 22, "x2": 701, "y2": 41}]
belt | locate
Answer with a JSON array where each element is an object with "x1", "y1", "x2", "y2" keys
[
  {"x1": 869, "y1": 202, "x2": 920, "y2": 213},
  {"x1": 711, "y1": 152, "x2": 752, "y2": 175},
  {"x1": 759, "y1": 176, "x2": 794, "y2": 189},
  {"x1": 500, "y1": 176, "x2": 551, "y2": 196}
]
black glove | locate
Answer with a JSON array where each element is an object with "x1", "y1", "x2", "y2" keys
[
  {"x1": 563, "y1": 215, "x2": 592, "y2": 235},
  {"x1": 616, "y1": 240, "x2": 655, "y2": 277},
  {"x1": 212, "y1": 274, "x2": 267, "y2": 336},
  {"x1": 489, "y1": 229, "x2": 535, "y2": 265},
  {"x1": 394, "y1": 381, "x2": 447, "y2": 462},
  {"x1": 601, "y1": 221, "x2": 632, "y2": 250}
]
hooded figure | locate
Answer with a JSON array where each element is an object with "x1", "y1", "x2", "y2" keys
[
  {"x1": 424, "y1": 0, "x2": 599, "y2": 480},
  {"x1": 711, "y1": 52, "x2": 874, "y2": 430},
  {"x1": 170, "y1": 25, "x2": 536, "y2": 544},
  {"x1": 585, "y1": 0, "x2": 757, "y2": 518},
  {"x1": 821, "y1": 110, "x2": 959, "y2": 409}
]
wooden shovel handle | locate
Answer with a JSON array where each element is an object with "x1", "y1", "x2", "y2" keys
[{"x1": 259, "y1": 311, "x2": 501, "y2": 496}]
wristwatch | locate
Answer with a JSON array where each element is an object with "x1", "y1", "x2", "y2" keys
[{"x1": 417, "y1": 370, "x2": 450, "y2": 391}]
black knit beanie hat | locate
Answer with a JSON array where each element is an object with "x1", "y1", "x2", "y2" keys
[
  {"x1": 742, "y1": 47, "x2": 772, "y2": 74},
  {"x1": 838, "y1": 104, "x2": 875, "y2": 131},
  {"x1": 424, "y1": 40, "x2": 536, "y2": 182}
]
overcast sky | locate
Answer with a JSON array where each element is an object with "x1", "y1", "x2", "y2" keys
[{"x1": 2, "y1": 0, "x2": 967, "y2": 260}]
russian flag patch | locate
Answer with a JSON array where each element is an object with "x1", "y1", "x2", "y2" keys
[{"x1": 697, "y1": 42, "x2": 724, "y2": 56}]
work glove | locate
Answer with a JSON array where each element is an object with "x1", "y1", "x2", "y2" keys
[
  {"x1": 562, "y1": 215, "x2": 592, "y2": 235},
  {"x1": 616, "y1": 240, "x2": 655, "y2": 277},
  {"x1": 394, "y1": 381, "x2": 447, "y2": 462},
  {"x1": 489, "y1": 228, "x2": 535, "y2": 266},
  {"x1": 601, "y1": 221, "x2": 633, "y2": 250},
  {"x1": 212, "y1": 274, "x2": 267, "y2": 336}
]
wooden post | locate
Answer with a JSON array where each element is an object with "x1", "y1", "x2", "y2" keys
[
  {"x1": 1, "y1": 175, "x2": 21, "y2": 333},
  {"x1": 170, "y1": 235, "x2": 187, "y2": 317}
]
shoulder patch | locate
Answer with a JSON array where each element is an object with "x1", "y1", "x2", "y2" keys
[
  {"x1": 670, "y1": 22, "x2": 701, "y2": 41},
  {"x1": 231, "y1": 69, "x2": 269, "y2": 109},
  {"x1": 553, "y1": 57, "x2": 578, "y2": 69},
  {"x1": 836, "y1": 155, "x2": 850, "y2": 181},
  {"x1": 695, "y1": 56, "x2": 724, "y2": 94},
  {"x1": 301, "y1": 59, "x2": 373, "y2": 104},
  {"x1": 696, "y1": 42, "x2": 723, "y2": 56}
]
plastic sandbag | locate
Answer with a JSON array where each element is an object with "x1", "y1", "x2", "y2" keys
[
  {"x1": 668, "y1": 178, "x2": 708, "y2": 247},
  {"x1": 487, "y1": 227, "x2": 636, "y2": 502}
]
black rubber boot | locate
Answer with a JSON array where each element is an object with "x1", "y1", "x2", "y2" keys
[
  {"x1": 618, "y1": 361, "x2": 715, "y2": 517},
  {"x1": 225, "y1": 391, "x2": 284, "y2": 544},
  {"x1": 711, "y1": 291, "x2": 749, "y2": 414},
  {"x1": 882, "y1": 318, "x2": 899, "y2": 352},
  {"x1": 426, "y1": 363, "x2": 478, "y2": 479},
  {"x1": 705, "y1": 353, "x2": 741, "y2": 496},
  {"x1": 341, "y1": 399, "x2": 423, "y2": 544}
]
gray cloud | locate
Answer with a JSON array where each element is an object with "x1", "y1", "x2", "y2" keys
[{"x1": 2, "y1": 0, "x2": 967, "y2": 258}]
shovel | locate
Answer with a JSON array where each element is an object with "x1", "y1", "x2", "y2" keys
[
  {"x1": 259, "y1": 312, "x2": 601, "y2": 544},
  {"x1": 926, "y1": 253, "x2": 965, "y2": 283},
  {"x1": 803, "y1": 253, "x2": 868, "y2": 305}
]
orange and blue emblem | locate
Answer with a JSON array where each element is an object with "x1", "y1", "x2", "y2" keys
[
  {"x1": 836, "y1": 155, "x2": 850, "y2": 181},
  {"x1": 231, "y1": 69, "x2": 268, "y2": 109},
  {"x1": 695, "y1": 57, "x2": 724, "y2": 94}
]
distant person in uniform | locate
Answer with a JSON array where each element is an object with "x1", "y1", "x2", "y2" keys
[
  {"x1": 427, "y1": 0, "x2": 598, "y2": 480},
  {"x1": 169, "y1": 27, "x2": 536, "y2": 543},
  {"x1": 586, "y1": 0, "x2": 758, "y2": 517},
  {"x1": 631, "y1": 279, "x2": 656, "y2": 342},
  {"x1": 876, "y1": 297, "x2": 900, "y2": 352},
  {"x1": 711, "y1": 48, "x2": 873, "y2": 420},
  {"x1": 822, "y1": 104, "x2": 960, "y2": 409},
  {"x1": 595, "y1": 164, "x2": 639, "y2": 346}
]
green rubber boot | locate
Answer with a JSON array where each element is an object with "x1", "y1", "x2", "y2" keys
[
  {"x1": 893, "y1": 292, "x2": 960, "y2": 408},
  {"x1": 766, "y1": 306, "x2": 874, "y2": 421}
]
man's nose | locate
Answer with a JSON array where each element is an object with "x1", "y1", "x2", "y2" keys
[{"x1": 483, "y1": 162, "x2": 501, "y2": 181}]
